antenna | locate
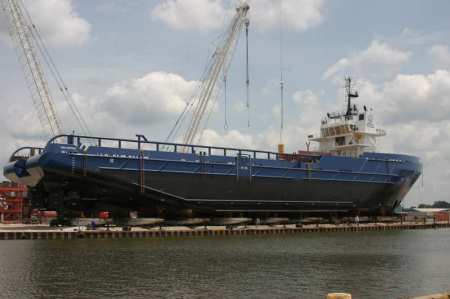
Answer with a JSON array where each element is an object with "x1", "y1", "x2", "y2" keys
[{"x1": 279, "y1": 0, "x2": 284, "y2": 144}]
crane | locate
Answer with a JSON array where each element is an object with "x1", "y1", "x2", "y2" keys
[
  {"x1": 0, "y1": 0, "x2": 91, "y2": 137},
  {"x1": 166, "y1": 2, "x2": 250, "y2": 147}
]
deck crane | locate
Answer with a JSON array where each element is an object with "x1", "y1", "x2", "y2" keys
[
  {"x1": 0, "y1": 0, "x2": 91, "y2": 137},
  {"x1": 166, "y1": 2, "x2": 250, "y2": 147}
]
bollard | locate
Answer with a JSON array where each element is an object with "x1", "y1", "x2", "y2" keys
[{"x1": 327, "y1": 293, "x2": 352, "y2": 299}]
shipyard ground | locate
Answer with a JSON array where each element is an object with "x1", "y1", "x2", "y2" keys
[{"x1": 1, "y1": 221, "x2": 449, "y2": 240}]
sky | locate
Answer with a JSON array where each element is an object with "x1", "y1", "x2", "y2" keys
[{"x1": 1, "y1": 0, "x2": 450, "y2": 207}]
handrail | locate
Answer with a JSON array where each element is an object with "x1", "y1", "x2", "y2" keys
[
  {"x1": 9, "y1": 147, "x2": 44, "y2": 162},
  {"x1": 46, "y1": 134, "x2": 289, "y2": 160}
]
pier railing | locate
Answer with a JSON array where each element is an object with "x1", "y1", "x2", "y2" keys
[{"x1": 47, "y1": 134, "x2": 289, "y2": 160}]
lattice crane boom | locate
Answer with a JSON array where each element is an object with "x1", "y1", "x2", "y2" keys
[
  {"x1": 181, "y1": 2, "x2": 250, "y2": 146},
  {"x1": 1, "y1": 0, "x2": 62, "y2": 136}
]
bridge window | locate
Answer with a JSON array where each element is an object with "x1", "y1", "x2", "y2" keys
[{"x1": 335, "y1": 136, "x2": 345, "y2": 146}]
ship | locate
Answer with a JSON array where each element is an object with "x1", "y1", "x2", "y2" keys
[{"x1": 3, "y1": 78, "x2": 422, "y2": 221}]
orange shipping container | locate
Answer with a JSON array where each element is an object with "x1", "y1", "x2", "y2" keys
[{"x1": 434, "y1": 211, "x2": 450, "y2": 222}]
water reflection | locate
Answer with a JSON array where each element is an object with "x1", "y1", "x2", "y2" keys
[{"x1": 0, "y1": 230, "x2": 449, "y2": 299}]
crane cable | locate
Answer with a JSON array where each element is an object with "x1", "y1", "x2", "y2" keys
[
  {"x1": 223, "y1": 75, "x2": 229, "y2": 130},
  {"x1": 279, "y1": 0, "x2": 284, "y2": 143},
  {"x1": 245, "y1": 19, "x2": 250, "y2": 127},
  {"x1": 223, "y1": 16, "x2": 249, "y2": 131}
]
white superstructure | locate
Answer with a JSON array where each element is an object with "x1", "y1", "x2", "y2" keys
[{"x1": 308, "y1": 78, "x2": 385, "y2": 157}]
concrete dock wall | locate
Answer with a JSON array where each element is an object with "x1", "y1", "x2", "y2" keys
[{"x1": 1, "y1": 222, "x2": 449, "y2": 241}]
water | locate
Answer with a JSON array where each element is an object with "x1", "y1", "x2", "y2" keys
[{"x1": 0, "y1": 230, "x2": 449, "y2": 299}]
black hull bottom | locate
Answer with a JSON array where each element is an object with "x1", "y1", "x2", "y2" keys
[{"x1": 29, "y1": 167, "x2": 418, "y2": 219}]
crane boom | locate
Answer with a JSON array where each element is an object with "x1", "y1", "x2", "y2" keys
[
  {"x1": 181, "y1": 2, "x2": 250, "y2": 146},
  {"x1": 1, "y1": 0, "x2": 62, "y2": 136}
]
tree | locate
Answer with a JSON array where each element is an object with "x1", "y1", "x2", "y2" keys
[
  {"x1": 432, "y1": 201, "x2": 450, "y2": 209},
  {"x1": 418, "y1": 203, "x2": 432, "y2": 208}
]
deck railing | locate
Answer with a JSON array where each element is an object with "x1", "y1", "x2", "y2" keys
[
  {"x1": 47, "y1": 134, "x2": 284, "y2": 160},
  {"x1": 9, "y1": 147, "x2": 44, "y2": 162}
]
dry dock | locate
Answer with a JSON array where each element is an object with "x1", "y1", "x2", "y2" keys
[{"x1": 1, "y1": 221, "x2": 449, "y2": 240}]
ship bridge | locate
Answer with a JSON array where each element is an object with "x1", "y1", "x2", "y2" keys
[{"x1": 308, "y1": 78, "x2": 386, "y2": 157}]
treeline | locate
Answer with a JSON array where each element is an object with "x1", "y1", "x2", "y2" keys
[{"x1": 416, "y1": 201, "x2": 450, "y2": 209}]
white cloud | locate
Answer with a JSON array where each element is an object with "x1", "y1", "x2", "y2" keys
[
  {"x1": 399, "y1": 27, "x2": 440, "y2": 46},
  {"x1": 323, "y1": 40, "x2": 412, "y2": 82},
  {"x1": 102, "y1": 71, "x2": 199, "y2": 126},
  {"x1": 151, "y1": 0, "x2": 324, "y2": 32},
  {"x1": 292, "y1": 89, "x2": 325, "y2": 125},
  {"x1": 0, "y1": 0, "x2": 91, "y2": 47},
  {"x1": 293, "y1": 89, "x2": 320, "y2": 106},
  {"x1": 151, "y1": 0, "x2": 227, "y2": 31},
  {"x1": 1, "y1": 94, "x2": 51, "y2": 141},
  {"x1": 379, "y1": 121, "x2": 447, "y2": 204},
  {"x1": 0, "y1": 95, "x2": 53, "y2": 165},
  {"x1": 200, "y1": 128, "x2": 254, "y2": 148},
  {"x1": 199, "y1": 125, "x2": 312, "y2": 154},
  {"x1": 0, "y1": 71, "x2": 200, "y2": 144},
  {"x1": 247, "y1": 0, "x2": 323, "y2": 32},
  {"x1": 358, "y1": 70, "x2": 450, "y2": 124},
  {"x1": 292, "y1": 89, "x2": 343, "y2": 129},
  {"x1": 429, "y1": 44, "x2": 450, "y2": 69},
  {"x1": 0, "y1": 71, "x2": 199, "y2": 150}
]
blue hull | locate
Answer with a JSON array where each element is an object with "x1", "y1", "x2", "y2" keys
[{"x1": 4, "y1": 135, "x2": 422, "y2": 217}]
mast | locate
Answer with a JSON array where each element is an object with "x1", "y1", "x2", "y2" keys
[
  {"x1": 345, "y1": 77, "x2": 359, "y2": 117},
  {"x1": 277, "y1": 0, "x2": 285, "y2": 156}
]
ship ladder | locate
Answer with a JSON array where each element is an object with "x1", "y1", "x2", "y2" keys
[
  {"x1": 71, "y1": 156, "x2": 75, "y2": 175},
  {"x1": 139, "y1": 150, "x2": 145, "y2": 193},
  {"x1": 82, "y1": 152, "x2": 87, "y2": 177},
  {"x1": 307, "y1": 161, "x2": 312, "y2": 179},
  {"x1": 236, "y1": 154, "x2": 252, "y2": 182}
]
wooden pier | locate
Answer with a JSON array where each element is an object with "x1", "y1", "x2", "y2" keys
[{"x1": 1, "y1": 222, "x2": 449, "y2": 241}]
